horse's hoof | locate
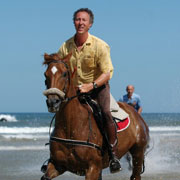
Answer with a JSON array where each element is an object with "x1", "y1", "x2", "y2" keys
[
  {"x1": 41, "y1": 175, "x2": 51, "y2": 180},
  {"x1": 98, "y1": 171, "x2": 102, "y2": 180},
  {"x1": 130, "y1": 176, "x2": 141, "y2": 180},
  {"x1": 109, "y1": 158, "x2": 121, "y2": 173}
]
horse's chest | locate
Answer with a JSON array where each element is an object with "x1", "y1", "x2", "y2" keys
[
  {"x1": 55, "y1": 146, "x2": 87, "y2": 165},
  {"x1": 67, "y1": 148, "x2": 86, "y2": 163},
  {"x1": 60, "y1": 148, "x2": 88, "y2": 173}
]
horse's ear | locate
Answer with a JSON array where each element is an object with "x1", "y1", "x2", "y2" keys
[
  {"x1": 43, "y1": 53, "x2": 62, "y2": 65},
  {"x1": 62, "y1": 52, "x2": 72, "y2": 63},
  {"x1": 44, "y1": 53, "x2": 48, "y2": 58},
  {"x1": 43, "y1": 53, "x2": 51, "y2": 65}
]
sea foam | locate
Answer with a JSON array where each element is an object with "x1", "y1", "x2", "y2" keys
[
  {"x1": 150, "y1": 126, "x2": 180, "y2": 132},
  {"x1": 0, "y1": 127, "x2": 50, "y2": 140},
  {"x1": 0, "y1": 127, "x2": 49, "y2": 134},
  {"x1": 0, "y1": 145, "x2": 48, "y2": 151}
]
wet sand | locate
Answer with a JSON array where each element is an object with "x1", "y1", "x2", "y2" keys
[
  {"x1": 1, "y1": 172, "x2": 180, "y2": 180},
  {"x1": 0, "y1": 149, "x2": 180, "y2": 180}
]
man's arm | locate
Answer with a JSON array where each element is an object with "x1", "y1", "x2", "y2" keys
[
  {"x1": 137, "y1": 96, "x2": 142, "y2": 114},
  {"x1": 137, "y1": 107, "x2": 142, "y2": 114},
  {"x1": 78, "y1": 72, "x2": 110, "y2": 93}
]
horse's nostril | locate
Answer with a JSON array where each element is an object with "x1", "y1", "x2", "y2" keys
[
  {"x1": 46, "y1": 98, "x2": 61, "y2": 108},
  {"x1": 55, "y1": 99, "x2": 60, "y2": 103},
  {"x1": 51, "y1": 99, "x2": 59, "y2": 104}
]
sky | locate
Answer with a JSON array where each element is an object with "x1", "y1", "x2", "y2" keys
[{"x1": 0, "y1": 0, "x2": 180, "y2": 113}]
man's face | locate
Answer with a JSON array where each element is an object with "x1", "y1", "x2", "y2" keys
[
  {"x1": 74, "y1": 11, "x2": 92, "y2": 34},
  {"x1": 126, "y1": 86, "x2": 134, "y2": 98}
]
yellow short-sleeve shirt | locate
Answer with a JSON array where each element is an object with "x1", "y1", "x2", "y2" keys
[{"x1": 58, "y1": 33, "x2": 114, "y2": 85}]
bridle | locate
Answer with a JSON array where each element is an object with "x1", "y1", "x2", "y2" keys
[
  {"x1": 57, "y1": 60, "x2": 70, "y2": 96},
  {"x1": 43, "y1": 60, "x2": 72, "y2": 101},
  {"x1": 44, "y1": 59, "x2": 93, "y2": 103}
]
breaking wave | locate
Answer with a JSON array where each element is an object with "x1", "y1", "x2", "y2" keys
[{"x1": 0, "y1": 114, "x2": 17, "y2": 122}]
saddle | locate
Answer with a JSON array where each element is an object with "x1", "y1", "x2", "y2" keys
[
  {"x1": 78, "y1": 93, "x2": 130, "y2": 135},
  {"x1": 78, "y1": 93, "x2": 105, "y2": 135}
]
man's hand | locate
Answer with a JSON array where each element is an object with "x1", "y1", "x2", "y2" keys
[
  {"x1": 78, "y1": 83, "x2": 93, "y2": 93},
  {"x1": 128, "y1": 102, "x2": 136, "y2": 108}
]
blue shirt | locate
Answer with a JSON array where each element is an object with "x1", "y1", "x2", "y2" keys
[{"x1": 119, "y1": 93, "x2": 142, "y2": 112}]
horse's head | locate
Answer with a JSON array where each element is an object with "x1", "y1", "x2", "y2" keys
[{"x1": 43, "y1": 53, "x2": 71, "y2": 113}]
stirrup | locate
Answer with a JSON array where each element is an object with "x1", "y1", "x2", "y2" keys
[
  {"x1": 41, "y1": 158, "x2": 50, "y2": 173},
  {"x1": 41, "y1": 164, "x2": 48, "y2": 173},
  {"x1": 109, "y1": 156, "x2": 121, "y2": 173}
]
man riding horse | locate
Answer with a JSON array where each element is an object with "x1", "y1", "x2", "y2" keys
[{"x1": 57, "y1": 8, "x2": 121, "y2": 173}]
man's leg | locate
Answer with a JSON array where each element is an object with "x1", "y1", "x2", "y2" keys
[{"x1": 96, "y1": 84, "x2": 121, "y2": 173}]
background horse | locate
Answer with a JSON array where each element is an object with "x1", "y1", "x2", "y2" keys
[{"x1": 41, "y1": 53, "x2": 149, "y2": 180}]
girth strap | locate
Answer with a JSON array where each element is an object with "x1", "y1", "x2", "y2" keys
[{"x1": 50, "y1": 136, "x2": 102, "y2": 152}]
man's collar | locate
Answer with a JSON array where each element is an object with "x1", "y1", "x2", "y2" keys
[
  {"x1": 127, "y1": 93, "x2": 134, "y2": 99},
  {"x1": 85, "y1": 33, "x2": 92, "y2": 46},
  {"x1": 71, "y1": 33, "x2": 92, "y2": 46}
]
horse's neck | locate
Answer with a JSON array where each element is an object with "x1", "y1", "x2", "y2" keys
[
  {"x1": 66, "y1": 81, "x2": 77, "y2": 99},
  {"x1": 56, "y1": 82, "x2": 85, "y2": 128},
  {"x1": 55, "y1": 82, "x2": 101, "y2": 141}
]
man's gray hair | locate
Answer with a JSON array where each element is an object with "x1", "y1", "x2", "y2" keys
[{"x1": 73, "y1": 8, "x2": 94, "y2": 24}]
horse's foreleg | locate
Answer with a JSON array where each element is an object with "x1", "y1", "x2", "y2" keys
[
  {"x1": 98, "y1": 171, "x2": 102, "y2": 180},
  {"x1": 130, "y1": 147, "x2": 145, "y2": 180},
  {"x1": 85, "y1": 164, "x2": 102, "y2": 180},
  {"x1": 41, "y1": 162, "x2": 65, "y2": 180}
]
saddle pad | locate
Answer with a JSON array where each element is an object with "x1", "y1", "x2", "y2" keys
[
  {"x1": 116, "y1": 117, "x2": 130, "y2": 132},
  {"x1": 110, "y1": 93, "x2": 129, "y2": 120}
]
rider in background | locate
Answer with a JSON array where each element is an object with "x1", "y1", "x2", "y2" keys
[
  {"x1": 57, "y1": 8, "x2": 121, "y2": 173},
  {"x1": 120, "y1": 85, "x2": 142, "y2": 115}
]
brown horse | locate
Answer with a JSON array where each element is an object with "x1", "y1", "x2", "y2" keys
[{"x1": 41, "y1": 53, "x2": 149, "y2": 180}]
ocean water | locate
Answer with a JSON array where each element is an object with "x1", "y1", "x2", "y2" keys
[{"x1": 0, "y1": 113, "x2": 180, "y2": 180}]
